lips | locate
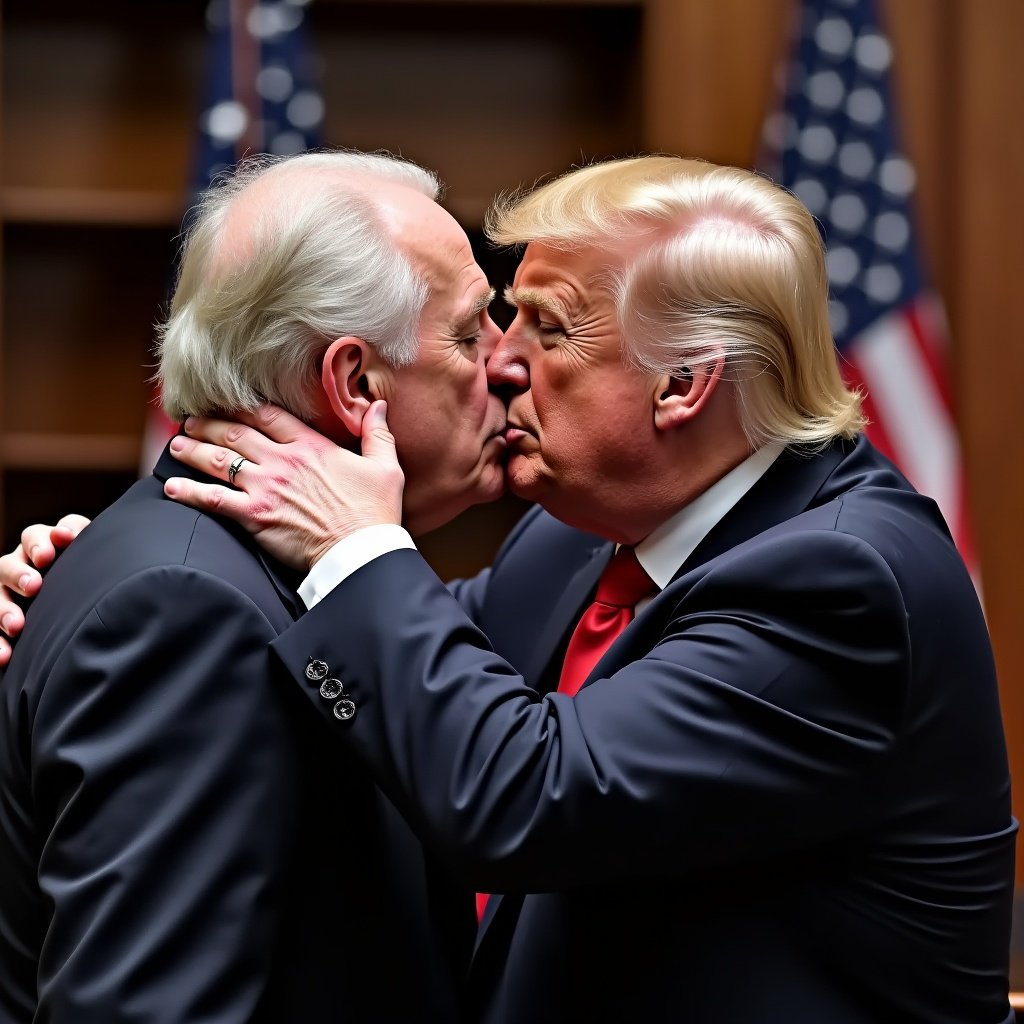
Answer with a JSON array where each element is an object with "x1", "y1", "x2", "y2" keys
[{"x1": 503, "y1": 423, "x2": 533, "y2": 445}]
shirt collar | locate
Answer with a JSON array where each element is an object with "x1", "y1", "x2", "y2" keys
[{"x1": 634, "y1": 442, "x2": 786, "y2": 590}]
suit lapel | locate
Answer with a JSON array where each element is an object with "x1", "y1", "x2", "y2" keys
[
  {"x1": 520, "y1": 539, "x2": 613, "y2": 690},
  {"x1": 670, "y1": 440, "x2": 850, "y2": 581},
  {"x1": 572, "y1": 441, "x2": 852, "y2": 695}
]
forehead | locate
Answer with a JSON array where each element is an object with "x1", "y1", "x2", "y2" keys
[{"x1": 511, "y1": 242, "x2": 618, "y2": 308}]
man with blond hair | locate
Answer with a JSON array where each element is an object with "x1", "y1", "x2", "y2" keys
[{"x1": 3, "y1": 156, "x2": 1016, "y2": 1022}]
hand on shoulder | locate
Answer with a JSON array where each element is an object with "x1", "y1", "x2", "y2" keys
[{"x1": 0, "y1": 514, "x2": 90, "y2": 665}]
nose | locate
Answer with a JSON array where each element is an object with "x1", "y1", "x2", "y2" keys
[
  {"x1": 486, "y1": 323, "x2": 530, "y2": 392},
  {"x1": 478, "y1": 313, "x2": 501, "y2": 363}
]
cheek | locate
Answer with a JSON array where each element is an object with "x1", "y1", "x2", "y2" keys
[
  {"x1": 540, "y1": 372, "x2": 648, "y2": 469},
  {"x1": 460, "y1": 362, "x2": 491, "y2": 417}
]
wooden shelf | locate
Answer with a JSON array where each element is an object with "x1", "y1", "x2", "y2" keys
[
  {"x1": 0, "y1": 0, "x2": 644, "y2": 550},
  {"x1": 1, "y1": 187, "x2": 186, "y2": 228},
  {"x1": 1, "y1": 434, "x2": 142, "y2": 472}
]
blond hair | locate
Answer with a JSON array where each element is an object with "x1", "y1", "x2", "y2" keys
[{"x1": 486, "y1": 156, "x2": 864, "y2": 448}]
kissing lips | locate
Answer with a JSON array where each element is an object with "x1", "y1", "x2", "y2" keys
[{"x1": 503, "y1": 424, "x2": 534, "y2": 445}]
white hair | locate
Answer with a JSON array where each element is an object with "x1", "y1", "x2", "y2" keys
[{"x1": 156, "y1": 149, "x2": 441, "y2": 421}]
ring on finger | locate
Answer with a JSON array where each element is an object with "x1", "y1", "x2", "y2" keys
[{"x1": 227, "y1": 455, "x2": 248, "y2": 487}]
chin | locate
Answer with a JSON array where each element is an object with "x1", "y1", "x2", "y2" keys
[{"x1": 505, "y1": 458, "x2": 543, "y2": 502}]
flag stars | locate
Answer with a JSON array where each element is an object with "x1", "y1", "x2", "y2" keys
[
  {"x1": 830, "y1": 193, "x2": 869, "y2": 234},
  {"x1": 247, "y1": 3, "x2": 304, "y2": 40},
  {"x1": 874, "y1": 211, "x2": 910, "y2": 251},
  {"x1": 815, "y1": 17, "x2": 855, "y2": 57},
  {"x1": 286, "y1": 90, "x2": 324, "y2": 131},
  {"x1": 799, "y1": 124, "x2": 838, "y2": 163},
  {"x1": 855, "y1": 32, "x2": 892, "y2": 73},
  {"x1": 827, "y1": 245, "x2": 861, "y2": 287},
  {"x1": 879, "y1": 156, "x2": 916, "y2": 196},
  {"x1": 203, "y1": 100, "x2": 249, "y2": 144},
  {"x1": 838, "y1": 140, "x2": 875, "y2": 180},
  {"x1": 807, "y1": 69, "x2": 846, "y2": 110},
  {"x1": 749, "y1": 1, "x2": 922, "y2": 330},
  {"x1": 847, "y1": 87, "x2": 884, "y2": 125},
  {"x1": 793, "y1": 177, "x2": 829, "y2": 215},
  {"x1": 257, "y1": 65, "x2": 295, "y2": 103},
  {"x1": 864, "y1": 264, "x2": 903, "y2": 303}
]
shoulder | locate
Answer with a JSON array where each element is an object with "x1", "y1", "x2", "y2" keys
[{"x1": 490, "y1": 505, "x2": 606, "y2": 579}]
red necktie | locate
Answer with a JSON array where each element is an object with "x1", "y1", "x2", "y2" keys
[
  {"x1": 557, "y1": 546, "x2": 657, "y2": 697},
  {"x1": 476, "y1": 548, "x2": 656, "y2": 923}
]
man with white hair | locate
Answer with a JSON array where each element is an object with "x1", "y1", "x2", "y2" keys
[
  {"x1": 0, "y1": 149, "x2": 506, "y2": 1022},
  {"x1": 147, "y1": 156, "x2": 1016, "y2": 1022}
]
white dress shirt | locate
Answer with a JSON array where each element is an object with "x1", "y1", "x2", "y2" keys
[{"x1": 298, "y1": 442, "x2": 785, "y2": 611}]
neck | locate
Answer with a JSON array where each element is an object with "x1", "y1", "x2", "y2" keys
[{"x1": 309, "y1": 409, "x2": 359, "y2": 451}]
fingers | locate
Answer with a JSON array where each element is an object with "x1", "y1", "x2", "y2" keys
[
  {"x1": 0, "y1": 598, "x2": 26, "y2": 642},
  {"x1": 18, "y1": 524, "x2": 61, "y2": 572},
  {"x1": 169, "y1": 436, "x2": 260, "y2": 484},
  {"x1": 0, "y1": 542, "x2": 30, "y2": 665},
  {"x1": 163, "y1": 476, "x2": 257, "y2": 530},
  {"x1": 0, "y1": 515, "x2": 88, "y2": 665},
  {"x1": 360, "y1": 401, "x2": 401, "y2": 474},
  {"x1": 182, "y1": 403, "x2": 322, "y2": 456},
  {"x1": 0, "y1": 542, "x2": 39, "y2": 597},
  {"x1": 50, "y1": 513, "x2": 91, "y2": 550}
]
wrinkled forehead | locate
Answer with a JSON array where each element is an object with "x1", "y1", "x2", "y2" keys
[{"x1": 511, "y1": 241, "x2": 623, "y2": 299}]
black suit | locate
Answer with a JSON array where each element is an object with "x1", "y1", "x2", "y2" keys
[
  {"x1": 273, "y1": 437, "x2": 1016, "y2": 1023},
  {"x1": 0, "y1": 444, "x2": 472, "y2": 1023}
]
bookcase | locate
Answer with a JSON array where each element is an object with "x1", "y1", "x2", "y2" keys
[{"x1": 0, "y1": 0, "x2": 653, "y2": 572}]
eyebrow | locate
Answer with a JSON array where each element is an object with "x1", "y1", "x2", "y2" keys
[
  {"x1": 449, "y1": 286, "x2": 496, "y2": 335},
  {"x1": 504, "y1": 286, "x2": 568, "y2": 320}
]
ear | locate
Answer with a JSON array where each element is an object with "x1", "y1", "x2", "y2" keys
[
  {"x1": 653, "y1": 356, "x2": 725, "y2": 432},
  {"x1": 320, "y1": 336, "x2": 377, "y2": 437}
]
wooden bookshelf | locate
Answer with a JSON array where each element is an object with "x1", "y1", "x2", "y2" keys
[{"x1": 0, "y1": 0, "x2": 650, "y2": 556}]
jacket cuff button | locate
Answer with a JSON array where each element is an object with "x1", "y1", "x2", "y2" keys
[
  {"x1": 305, "y1": 658, "x2": 330, "y2": 682},
  {"x1": 333, "y1": 698, "x2": 356, "y2": 722},
  {"x1": 320, "y1": 678, "x2": 344, "y2": 700}
]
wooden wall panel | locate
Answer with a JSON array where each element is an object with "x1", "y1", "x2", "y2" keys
[
  {"x1": 951, "y1": 0, "x2": 1024, "y2": 882},
  {"x1": 643, "y1": 0, "x2": 791, "y2": 167},
  {"x1": 641, "y1": 0, "x2": 1024, "y2": 886},
  {"x1": 889, "y1": 0, "x2": 1024, "y2": 883}
]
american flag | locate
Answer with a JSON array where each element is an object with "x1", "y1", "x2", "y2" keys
[
  {"x1": 759, "y1": 0, "x2": 977, "y2": 580},
  {"x1": 141, "y1": 0, "x2": 324, "y2": 473}
]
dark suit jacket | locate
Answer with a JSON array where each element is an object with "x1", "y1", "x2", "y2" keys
[
  {"x1": 272, "y1": 436, "x2": 1016, "y2": 1023},
  {"x1": 0, "y1": 444, "x2": 472, "y2": 1023}
]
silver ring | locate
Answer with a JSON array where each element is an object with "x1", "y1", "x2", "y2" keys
[{"x1": 227, "y1": 455, "x2": 248, "y2": 486}]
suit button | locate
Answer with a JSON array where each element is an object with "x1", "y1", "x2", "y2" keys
[
  {"x1": 333, "y1": 698, "x2": 356, "y2": 722},
  {"x1": 305, "y1": 658, "x2": 330, "y2": 682},
  {"x1": 320, "y1": 678, "x2": 344, "y2": 700}
]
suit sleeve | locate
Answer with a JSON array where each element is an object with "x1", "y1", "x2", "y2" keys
[
  {"x1": 272, "y1": 530, "x2": 910, "y2": 893},
  {"x1": 445, "y1": 568, "x2": 491, "y2": 623},
  {"x1": 32, "y1": 565, "x2": 299, "y2": 1023}
]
